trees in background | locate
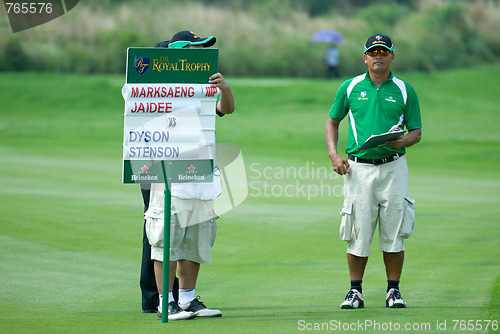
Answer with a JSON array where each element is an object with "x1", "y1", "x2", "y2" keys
[{"x1": 1, "y1": 0, "x2": 499, "y2": 76}]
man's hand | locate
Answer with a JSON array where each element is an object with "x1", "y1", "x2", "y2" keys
[
  {"x1": 385, "y1": 128, "x2": 422, "y2": 149},
  {"x1": 209, "y1": 72, "x2": 229, "y2": 91},
  {"x1": 210, "y1": 72, "x2": 235, "y2": 115},
  {"x1": 385, "y1": 135, "x2": 405, "y2": 149},
  {"x1": 329, "y1": 152, "x2": 351, "y2": 175}
]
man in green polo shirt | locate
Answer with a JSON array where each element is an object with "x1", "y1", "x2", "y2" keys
[{"x1": 325, "y1": 34, "x2": 422, "y2": 309}]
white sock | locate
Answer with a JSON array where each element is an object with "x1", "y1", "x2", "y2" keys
[
  {"x1": 168, "y1": 292, "x2": 174, "y2": 303},
  {"x1": 158, "y1": 294, "x2": 162, "y2": 311},
  {"x1": 178, "y1": 289, "x2": 195, "y2": 307}
]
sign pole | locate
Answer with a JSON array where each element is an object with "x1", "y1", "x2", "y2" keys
[{"x1": 161, "y1": 162, "x2": 171, "y2": 323}]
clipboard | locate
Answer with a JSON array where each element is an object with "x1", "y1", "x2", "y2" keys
[{"x1": 355, "y1": 129, "x2": 405, "y2": 152}]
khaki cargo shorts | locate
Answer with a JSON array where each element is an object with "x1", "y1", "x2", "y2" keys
[
  {"x1": 146, "y1": 197, "x2": 217, "y2": 264},
  {"x1": 339, "y1": 155, "x2": 415, "y2": 257}
]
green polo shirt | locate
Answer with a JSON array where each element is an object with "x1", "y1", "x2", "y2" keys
[{"x1": 329, "y1": 71, "x2": 422, "y2": 159}]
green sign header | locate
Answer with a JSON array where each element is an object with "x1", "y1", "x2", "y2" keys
[{"x1": 126, "y1": 48, "x2": 219, "y2": 84}]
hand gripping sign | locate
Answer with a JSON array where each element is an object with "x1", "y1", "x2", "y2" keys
[{"x1": 122, "y1": 47, "x2": 219, "y2": 323}]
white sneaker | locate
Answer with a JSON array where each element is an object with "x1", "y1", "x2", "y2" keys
[
  {"x1": 386, "y1": 288, "x2": 407, "y2": 308},
  {"x1": 340, "y1": 289, "x2": 364, "y2": 309},
  {"x1": 157, "y1": 301, "x2": 195, "y2": 321},
  {"x1": 180, "y1": 296, "x2": 222, "y2": 317}
]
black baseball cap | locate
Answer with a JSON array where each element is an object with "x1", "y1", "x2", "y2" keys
[
  {"x1": 364, "y1": 34, "x2": 393, "y2": 52},
  {"x1": 155, "y1": 30, "x2": 216, "y2": 49}
]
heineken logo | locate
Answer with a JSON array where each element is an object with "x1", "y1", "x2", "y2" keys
[
  {"x1": 131, "y1": 174, "x2": 159, "y2": 181},
  {"x1": 177, "y1": 163, "x2": 206, "y2": 181},
  {"x1": 130, "y1": 163, "x2": 159, "y2": 181},
  {"x1": 177, "y1": 174, "x2": 206, "y2": 181}
]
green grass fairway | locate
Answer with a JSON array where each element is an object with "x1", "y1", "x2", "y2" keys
[{"x1": 1, "y1": 66, "x2": 499, "y2": 333}]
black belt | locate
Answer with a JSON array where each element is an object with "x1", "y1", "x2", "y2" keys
[{"x1": 348, "y1": 153, "x2": 404, "y2": 165}]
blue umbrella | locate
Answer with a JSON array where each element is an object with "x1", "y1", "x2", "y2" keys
[{"x1": 311, "y1": 30, "x2": 344, "y2": 44}]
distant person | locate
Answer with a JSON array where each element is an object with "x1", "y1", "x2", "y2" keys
[
  {"x1": 145, "y1": 30, "x2": 235, "y2": 321},
  {"x1": 325, "y1": 45, "x2": 340, "y2": 78},
  {"x1": 325, "y1": 34, "x2": 422, "y2": 309}
]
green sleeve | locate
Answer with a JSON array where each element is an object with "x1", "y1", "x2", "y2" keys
[
  {"x1": 328, "y1": 80, "x2": 351, "y2": 121},
  {"x1": 404, "y1": 84, "x2": 422, "y2": 130},
  {"x1": 215, "y1": 94, "x2": 224, "y2": 117}
]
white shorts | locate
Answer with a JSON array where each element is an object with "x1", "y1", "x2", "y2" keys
[
  {"x1": 145, "y1": 197, "x2": 217, "y2": 264},
  {"x1": 339, "y1": 155, "x2": 415, "y2": 257}
]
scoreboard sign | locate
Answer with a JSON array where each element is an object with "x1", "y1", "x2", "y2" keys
[{"x1": 122, "y1": 48, "x2": 219, "y2": 184}]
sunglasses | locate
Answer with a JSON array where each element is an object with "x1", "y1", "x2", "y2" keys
[{"x1": 366, "y1": 49, "x2": 392, "y2": 57}]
